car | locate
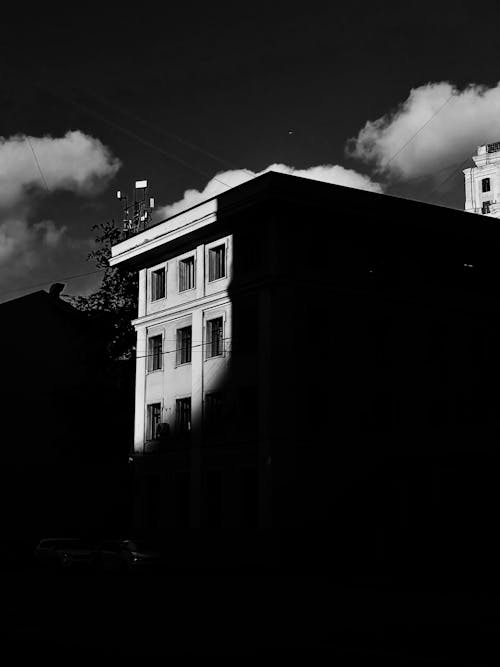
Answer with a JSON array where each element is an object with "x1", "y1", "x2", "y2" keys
[
  {"x1": 34, "y1": 538, "x2": 95, "y2": 570},
  {"x1": 91, "y1": 539, "x2": 163, "y2": 573}
]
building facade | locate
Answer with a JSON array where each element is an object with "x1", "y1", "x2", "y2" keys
[
  {"x1": 112, "y1": 171, "x2": 500, "y2": 575},
  {"x1": 464, "y1": 141, "x2": 500, "y2": 217}
]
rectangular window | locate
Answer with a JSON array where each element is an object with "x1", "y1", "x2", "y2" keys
[
  {"x1": 175, "y1": 397, "x2": 191, "y2": 434},
  {"x1": 208, "y1": 244, "x2": 226, "y2": 281},
  {"x1": 147, "y1": 335, "x2": 163, "y2": 372},
  {"x1": 151, "y1": 268, "x2": 166, "y2": 301},
  {"x1": 482, "y1": 178, "x2": 491, "y2": 193},
  {"x1": 176, "y1": 326, "x2": 192, "y2": 365},
  {"x1": 147, "y1": 403, "x2": 161, "y2": 440},
  {"x1": 482, "y1": 200, "x2": 491, "y2": 214},
  {"x1": 206, "y1": 317, "x2": 224, "y2": 358},
  {"x1": 204, "y1": 392, "x2": 224, "y2": 435},
  {"x1": 179, "y1": 256, "x2": 195, "y2": 292}
]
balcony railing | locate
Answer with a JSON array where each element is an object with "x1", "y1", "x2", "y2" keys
[
  {"x1": 120, "y1": 219, "x2": 154, "y2": 241},
  {"x1": 486, "y1": 141, "x2": 500, "y2": 154}
]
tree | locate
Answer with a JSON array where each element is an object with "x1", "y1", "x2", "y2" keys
[{"x1": 70, "y1": 220, "x2": 138, "y2": 362}]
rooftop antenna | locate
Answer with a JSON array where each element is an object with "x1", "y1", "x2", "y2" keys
[{"x1": 116, "y1": 179, "x2": 155, "y2": 237}]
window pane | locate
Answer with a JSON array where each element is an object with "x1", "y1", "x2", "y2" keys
[
  {"x1": 179, "y1": 257, "x2": 195, "y2": 291},
  {"x1": 206, "y1": 317, "x2": 223, "y2": 358},
  {"x1": 152, "y1": 269, "x2": 166, "y2": 300},
  {"x1": 175, "y1": 398, "x2": 191, "y2": 433},
  {"x1": 148, "y1": 335, "x2": 162, "y2": 371},
  {"x1": 208, "y1": 245, "x2": 226, "y2": 281},
  {"x1": 148, "y1": 335, "x2": 163, "y2": 371},
  {"x1": 176, "y1": 326, "x2": 192, "y2": 365},
  {"x1": 148, "y1": 403, "x2": 161, "y2": 440}
]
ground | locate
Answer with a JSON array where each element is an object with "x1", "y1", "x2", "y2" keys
[{"x1": 1, "y1": 561, "x2": 499, "y2": 661}]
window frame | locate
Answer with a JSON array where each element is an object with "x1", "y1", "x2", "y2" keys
[
  {"x1": 176, "y1": 325, "x2": 192, "y2": 366},
  {"x1": 204, "y1": 391, "x2": 225, "y2": 435},
  {"x1": 175, "y1": 395, "x2": 192, "y2": 434},
  {"x1": 146, "y1": 402, "x2": 162, "y2": 441},
  {"x1": 205, "y1": 315, "x2": 225, "y2": 359},
  {"x1": 207, "y1": 242, "x2": 227, "y2": 283},
  {"x1": 178, "y1": 254, "x2": 196, "y2": 293},
  {"x1": 150, "y1": 265, "x2": 167, "y2": 302},
  {"x1": 147, "y1": 333, "x2": 163, "y2": 373},
  {"x1": 482, "y1": 177, "x2": 491, "y2": 193}
]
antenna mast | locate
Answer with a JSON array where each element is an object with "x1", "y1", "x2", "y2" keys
[{"x1": 117, "y1": 179, "x2": 155, "y2": 238}]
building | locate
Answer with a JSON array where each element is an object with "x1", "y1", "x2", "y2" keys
[
  {"x1": 0, "y1": 286, "x2": 133, "y2": 539},
  {"x1": 111, "y1": 171, "x2": 500, "y2": 575},
  {"x1": 464, "y1": 141, "x2": 500, "y2": 216}
]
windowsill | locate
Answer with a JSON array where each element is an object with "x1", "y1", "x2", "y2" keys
[
  {"x1": 150, "y1": 297, "x2": 167, "y2": 304},
  {"x1": 207, "y1": 276, "x2": 227, "y2": 285},
  {"x1": 146, "y1": 368, "x2": 163, "y2": 374},
  {"x1": 175, "y1": 361, "x2": 192, "y2": 369},
  {"x1": 205, "y1": 353, "x2": 224, "y2": 362},
  {"x1": 178, "y1": 287, "x2": 196, "y2": 294}
]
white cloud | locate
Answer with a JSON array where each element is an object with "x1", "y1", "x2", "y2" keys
[
  {"x1": 0, "y1": 130, "x2": 121, "y2": 208},
  {"x1": 347, "y1": 81, "x2": 500, "y2": 181},
  {"x1": 0, "y1": 217, "x2": 67, "y2": 267},
  {"x1": 0, "y1": 130, "x2": 120, "y2": 283},
  {"x1": 157, "y1": 163, "x2": 383, "y2": 219}
]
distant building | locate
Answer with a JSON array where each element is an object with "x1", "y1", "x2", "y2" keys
[
  {"x1": 464, "y1": 141, "x2": 500, "y2": 216},
  {"x1": 0, "y1": 287, "x2": 134, "y2": 538},
  {"x1": 111, "y1": 171, "x2": 500, "y2": 575}
]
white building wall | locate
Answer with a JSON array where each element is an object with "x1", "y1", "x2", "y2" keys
[
  {"x1": 133, "y1": 234, "x2": 233, "y2": 452},
  {"x1": 464, "y1": 143, "x2": 500, "y2": 218}
]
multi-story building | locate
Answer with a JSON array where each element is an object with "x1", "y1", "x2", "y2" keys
[
  {"x1": 464, "y1": 141, "x2": 500, "y2": 217},
  {"x1": 111, "y1": 171, "x2": 500, "y2": 575}
]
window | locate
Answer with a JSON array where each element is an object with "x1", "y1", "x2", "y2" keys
[
  {"x1": 151, "y1": 268, "x2": 166, "y2": 301},
  {"x1": 147, "y1": 403, "x2": 161, "y2": 440},
  {"x1": 482, "y1": 201, "x2": 491, "y2": 214},
  {"x1": 206, "y1": 317, "x2": 224, "y2": 358},
  {"x1": 175, "y1": 397, "x2": 191, "y2": 434},
  {"x1": 482, "y1": 178, "x2": 491, "y2": 192},
  {"x1": 179, "y1": 256, "x2": 195, "y2": 291},
  {"x1": 147, "y1": 335, "x2": 163, "y2": 372},
  {"x1": 204, "y1": 392, "x2": 224, "y2": 434},
  {"x1": 176, "y1": 326, "x2": 192, "y2": 365},
  {"x1": 208, "y1": 244, "x2": 226, "y2": 281}
]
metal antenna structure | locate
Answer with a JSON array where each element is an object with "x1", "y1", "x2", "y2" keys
[{"x1": 117, "y1": 179, "x2": 155, "y2": 238}]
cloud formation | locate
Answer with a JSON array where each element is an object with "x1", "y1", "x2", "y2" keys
[
  {"x1": 0, "y1": 130, "x2": 121, "y2": 208},
  {"x1": 0, "y1": 131, "x2": 120, "y2": 281},
  {"x1": 0, "y1": 218, "x2": 66, "y2": 267},
  {"x1": 347, "y1": 81, "x2": 500, "y2": 181},
  {"x1": 157, "y1": 163, "x2": 383, "y2": 218}
]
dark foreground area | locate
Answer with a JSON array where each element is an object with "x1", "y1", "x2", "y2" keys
[{"x1": 2, "y1": 557, "x2": 500, "y2": 663}]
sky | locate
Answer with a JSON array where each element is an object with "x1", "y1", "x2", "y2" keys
[{"x1": 3, "y1": 1, "x2": 500, "y2": 302}]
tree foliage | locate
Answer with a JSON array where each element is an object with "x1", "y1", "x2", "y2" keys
[{"x1": 70, "y1": 221, "x2": 138, "y2": 361}]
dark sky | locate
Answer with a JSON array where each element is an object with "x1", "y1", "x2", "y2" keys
[{"x1": 2, "y1": 1, "x2": 500, "y2": 301}]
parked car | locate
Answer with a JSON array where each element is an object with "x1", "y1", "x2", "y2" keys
[
  {"x1": 91, "y1": 539, "x2": 163, "y2": 573},
  {"x1": 34, "y1": 538, "x2": 95, "y2": 570}
]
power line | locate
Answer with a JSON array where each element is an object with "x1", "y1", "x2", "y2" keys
[
  {"x1": 0, "y1": 268, "x2": 105, "y2": 300},
  {"x1": 381, "y1": 93, "x2": 455, "y2": 170},
  {"x1": 0, "y1": 49, "x2": 239, "y2": 190},
  {"x1": 25, "y1": 136, "x2": 50, "y2": 193},
  {"x1": 74, "y1": 82, "x2": 255, "y2": 179}
]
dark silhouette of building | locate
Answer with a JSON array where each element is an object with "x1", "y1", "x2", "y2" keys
[
  {"x1": 110, "y1": 171, "x2": 500, "y2": 577},
  {"x1": 0, "y1": 286, "x2": 134, "y2": 539}
]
